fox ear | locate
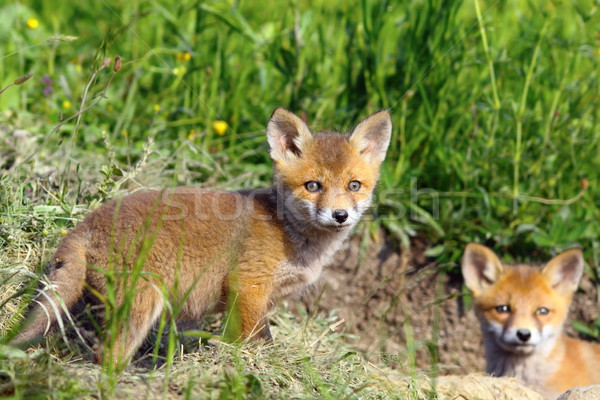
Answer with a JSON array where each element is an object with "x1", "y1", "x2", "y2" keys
[
  {"x1": 542, "y1": 249, "x2": 584, "y2": 296},
  {"x1": 349, "y1": 110, "x2": 392, "y2": 164},
  {"x1": 462, "y1": 243, "x2": 504, "y2": 295},
  {"x1": 267, "y1": 108, "x2": 313, "y2": 162}
]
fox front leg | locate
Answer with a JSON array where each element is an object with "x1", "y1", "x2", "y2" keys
[{"x1": 224, "y1": 280, "x2": 273, "y2": 342}]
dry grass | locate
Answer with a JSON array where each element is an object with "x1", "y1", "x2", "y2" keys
[{"x1": 0, "y1": 310, "x2": 415, "y2": 399}]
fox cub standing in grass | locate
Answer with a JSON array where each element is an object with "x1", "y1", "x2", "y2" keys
[
  {"x1": 462, "y1": 243, "x2": 600, "y2": 397},
  {"x1": 10, "y1": 108, "x2": 392, "y2": 366}
]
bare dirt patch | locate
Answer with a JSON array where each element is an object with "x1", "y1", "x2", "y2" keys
[{"x1": 307, "y1": 232, "x2": 599, "y2": 376}]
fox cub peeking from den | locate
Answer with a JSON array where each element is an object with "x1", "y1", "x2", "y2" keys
[
  {"x1": 10, "y1": 108, "x2": 392, "y2": 366},
  {"x1": 462, "y1": 243, "x2": 600, "y2": 398}
]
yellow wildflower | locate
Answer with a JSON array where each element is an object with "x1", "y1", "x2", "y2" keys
[
  {"x1": 60, "y1": 229, "x2": 67, "y2": 236},
  {"x1": 212, "y1": 120, "x2": 228, "y2": 135},
  {"x1": 26, "y1": 18, "x2": 39, "y2": 29},
  {"x1": 153, "y1": 104, "x2": 161, "y2": 112},
  {"x1": 188, "y1": 129, "x2": 196, "y2": 140},
  {"x1": 62, "y1": 100, "x2": 71, "y2": 110},
  {"x1": 177, "y1": 52, "x2": 192, "y2": 62},
  {"x1": 42, "y1": 230, "x2": 48, "y2": 236}
]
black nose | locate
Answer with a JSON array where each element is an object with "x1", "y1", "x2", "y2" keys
[
  {"x1": 516, "y1": 329, "x2": 531, "y2": 342},
  {"x1": 332, "y1": 209, "x2": 348, "y2": 224}
]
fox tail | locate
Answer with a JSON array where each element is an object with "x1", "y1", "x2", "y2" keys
[{"x1": 9, "y1": 233, "x2": 88, "y2": 346}]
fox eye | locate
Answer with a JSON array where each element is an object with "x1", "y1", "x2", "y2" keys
[
  {"x1": 495, "y1": 305, "x2": 511, "y2": 314},
  {"x1": 348, "y1": 181, "x2": 361, "y2": 192},
  {"x1": 536, "y1": 307, "x2": 550, "y2": 316},
  {"x1": 305, "y1": 181, "x2": 321, "y2": 192}
]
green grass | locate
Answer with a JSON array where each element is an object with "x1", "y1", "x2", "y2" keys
[
  {"x1": 0, "y1": 310, "x2": 415, "y2": 399},
  {"x1": 2, "y1": 0, "x2": 597, "y2": 260},
  {"x1": 1, "y1": 0, "x2": 599, "y2": 397}
]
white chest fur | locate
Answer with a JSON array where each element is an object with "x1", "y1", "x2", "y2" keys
[{"x1": 274, "y1": 229, "x2": 348, "y2": 298}]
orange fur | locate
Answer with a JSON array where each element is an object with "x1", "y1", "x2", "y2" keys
[
  {"x1": 462, "y1": 243, "x2": 600, "y2": 398},
  {"x1": 10, "y1": 108, "x2": 392, "y2": 366}
]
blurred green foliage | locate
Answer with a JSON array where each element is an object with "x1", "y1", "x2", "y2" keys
[{"x1": 1, "y1": 0, "x2": 598, "y2": 267}]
